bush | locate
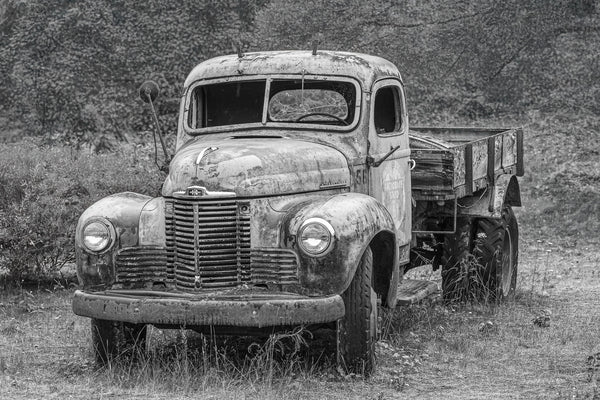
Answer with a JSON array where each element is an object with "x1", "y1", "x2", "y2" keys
[{"x1": 0, "y1": 139, "x2": 163, "y2": 284}]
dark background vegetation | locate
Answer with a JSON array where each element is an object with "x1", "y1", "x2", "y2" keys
[{"x1": 0, "y1": 0, "x2": 598, "y2": 283}]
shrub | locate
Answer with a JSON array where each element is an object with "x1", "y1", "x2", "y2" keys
[{"x1": 0, "y1": 139, "x2": 163, "y2": 284}]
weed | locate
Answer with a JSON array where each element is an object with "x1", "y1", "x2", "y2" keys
[
  {"x1": 444, "y1": 252, "x2": 495, "y2": 304},
  {"x1": 86, "y1": 325, "x2": 322, "y2": 395}
]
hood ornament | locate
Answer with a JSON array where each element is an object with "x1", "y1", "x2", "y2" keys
[{"x1": 195, "y1": 146, "x2": 218, "y2": 166}]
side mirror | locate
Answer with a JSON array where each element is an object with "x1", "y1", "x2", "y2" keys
[
  {"x1": 139, "y1": 80, "x2": 171, "y2": 172},
  {"x1": 139, "y1": 80, "x2": 159, "y2": 103}
]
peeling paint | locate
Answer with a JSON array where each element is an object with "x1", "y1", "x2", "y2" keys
[
  {"x1": 162, "y1": 137, "x2": 351, "y2": 197},
  {"x1": 185, "y1": 51, "x2": 401, "y2": 89},
  {"x1": 73, "y1": 289, "x2": 345, "y2": 327},
  {"x1": 74, "y1": 51, "x2": 523, "y2": 334}
]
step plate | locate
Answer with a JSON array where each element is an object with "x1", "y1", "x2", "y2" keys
[{"x1": 396, "y1": 279, "x2": 439, "y2": 305}]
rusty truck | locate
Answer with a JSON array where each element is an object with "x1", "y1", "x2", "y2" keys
[{"x1": 72, "y1": 50, "x2": 523, "y2": 374}]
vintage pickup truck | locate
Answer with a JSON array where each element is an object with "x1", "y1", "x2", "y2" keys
[{"x1": 72, "y1": 50, "x2": 523, "y2": 374}]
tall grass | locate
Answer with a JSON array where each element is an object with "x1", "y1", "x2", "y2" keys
[
  {"x1": 0, "y1": 139, "x2": 163, "y2": 283},
  {"x1": 88, "y1": 325, "x2": 330, "y2": 396}
]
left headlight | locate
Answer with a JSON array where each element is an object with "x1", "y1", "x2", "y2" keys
[
  {"x1": 298, "y1": 218, "x2": 335, "y2": 256},
  {"x1": 82, "y1": 219, "x2": 115, "y2": 253}
]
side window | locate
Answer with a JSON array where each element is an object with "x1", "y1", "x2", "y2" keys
[{"x1": 374, "y1": 85, "x2": 402, "y2": 134}]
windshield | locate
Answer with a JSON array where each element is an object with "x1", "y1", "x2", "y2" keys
[{"x1": 186, "y1": 77, "x2": 358, "y2": 131}]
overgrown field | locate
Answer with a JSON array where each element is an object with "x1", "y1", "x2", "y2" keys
[
  {"x1": 1, "y1": 108, "x2": 598, "y2": 398},
  {"x1": 0, "y1": 241, "x2": 598, "y2": 399},
  {"x1": 0, "y1": 111, "x2": 599, "y2": 398}
]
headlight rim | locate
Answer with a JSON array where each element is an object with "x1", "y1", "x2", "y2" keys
[
  {"x1": 81, "y1": 218, "x2": 116, "y2": 254},
  {"x1": 297, "y1": 217, "x2": 335, "y2": 257}
]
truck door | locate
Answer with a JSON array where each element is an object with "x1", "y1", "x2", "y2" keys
[{"x1": 368, "y1": 79, "x2": 411, "y2": 262}]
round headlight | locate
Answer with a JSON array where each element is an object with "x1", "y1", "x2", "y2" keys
[
  {"x1": 298, "y1": 218, "x2": 335, "y2": 256},
  {"x1": 82, "y1": 220, "x2": 114, "y2": 252}
]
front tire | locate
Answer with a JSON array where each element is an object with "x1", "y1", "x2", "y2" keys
[
  {"x1": 91, "y1": 319, "x2": 147, "y2": 365},
  {"x1": 338, "y1": 247, "x2": 377, "y2": 375}
]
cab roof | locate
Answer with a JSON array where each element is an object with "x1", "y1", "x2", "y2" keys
[{"x1": 184, "y1": 50, "x2": 402, "y2": 89}]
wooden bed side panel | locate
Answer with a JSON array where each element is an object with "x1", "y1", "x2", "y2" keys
[
  {"x1": 502, "y1": 129, "x2": 518, "y2": 168},
  {"x1": 472, "y1": 140, "x2": 488, "y2": 181},
  {"x1": 409, "y1": 127, "x2": 524, "y2": 200},
  {"x1": 410, "y1": 149, "x2": 454, "y2": 197}
]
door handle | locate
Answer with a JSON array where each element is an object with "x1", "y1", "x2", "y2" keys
[{"x1": 367, "y1": 145, "x2": 401, "y2": 168}]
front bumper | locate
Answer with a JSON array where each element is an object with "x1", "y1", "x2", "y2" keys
[{"x1": 72, "y1": 289, "x2": 345, "y2": 328}]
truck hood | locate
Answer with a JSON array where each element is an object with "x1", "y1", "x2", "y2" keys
[{"x1": 162, "y1": 137, "x2": 351, "y2": 197}]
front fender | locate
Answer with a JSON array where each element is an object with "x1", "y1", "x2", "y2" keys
[
  {"x1": 288, "y1": 193, "x2": 396, "y2": 295},
  {"x1": 75, "y1": 192, "x2": 152, "y2": 288}
]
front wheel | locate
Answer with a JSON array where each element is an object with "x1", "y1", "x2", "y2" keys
[
  {"x1": 338, "y1": 247, "x2": 377, "y2": 375},
  {"x1": 91, "y1": 319, "x2": 147, "y2": 365},
  {"x1": 474, "y1": 206, "x2": 519, "y2": 300}
]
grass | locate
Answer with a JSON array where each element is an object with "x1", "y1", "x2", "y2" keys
[{"x1": 1, "y1": 239, "x2": 599, "y2": 399}]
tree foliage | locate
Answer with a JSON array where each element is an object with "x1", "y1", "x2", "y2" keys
[
  {"x1": 0, "y1": 0, "x2": 597, "y2": 138},
  {"x1": 0, "y1": 0, "x2": 261, "y2": 148},
  {"x1": 252, "y1": 0, "x2": 598, "y2": 119}
]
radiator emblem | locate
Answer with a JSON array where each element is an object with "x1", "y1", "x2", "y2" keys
[{"x1": 187, "y1": 186, "x2": 207, "y2": 197}]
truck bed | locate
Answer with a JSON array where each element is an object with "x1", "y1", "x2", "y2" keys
[{"x1": 409, "y1": 127, "x2": 524, "y2": 201}]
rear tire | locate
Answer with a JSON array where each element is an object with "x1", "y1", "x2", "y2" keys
[
  {"x1": 91, "y1": 319, "x2": 147, "y2": 366},
  {"x1": 338, "y1": 247, "x2": 377, "y2": 375},
  {"x1": 440, "y1": 218, "x2": 475, "y2": 302},
  {"x1": 474, "y1": 206, "x2": 519, "y2": 301}
]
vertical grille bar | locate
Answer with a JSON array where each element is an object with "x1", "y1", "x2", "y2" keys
[
  {"x1": 165, "y1": 200, "x2": 175, "y2": 280},
  {"x1": 193, "y1": 202, "x2": 200, "y2": 287}
]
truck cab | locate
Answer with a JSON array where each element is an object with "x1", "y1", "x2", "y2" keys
[{"x1": 72, "y1": 50, "x2": 522, "y2": 375}]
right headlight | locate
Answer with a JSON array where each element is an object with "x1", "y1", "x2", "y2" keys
[
  {"x1": 298, "y1": 218, "x2": 335, "y2": 256},
  {"x1": 82, "y1": 219, "x2": 115, "y2": 253}
]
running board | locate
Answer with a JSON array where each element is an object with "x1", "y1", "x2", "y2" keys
[{"x1": 396, "y1": 279, "x2": 439, "y2": 305}]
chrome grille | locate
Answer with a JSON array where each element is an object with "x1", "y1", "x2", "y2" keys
[
  {"x1": 166, "y1": 197, "x2": 251, "y2": 289},
  {"x1": 250, "y1": 249, "x2": 299, "y2": 284},
  {"x1": 115, "y1": 246, "x2": 168, "y2": 285}
]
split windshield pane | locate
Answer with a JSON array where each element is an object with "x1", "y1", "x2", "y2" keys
[
  {"x1": 189, "y1": 80, "x2": 265, "y2": 128},
  {"x1": 267, "y1": 79, "x2": 355, "y2": 124}
]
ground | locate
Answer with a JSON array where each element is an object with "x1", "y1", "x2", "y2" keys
[{"x1": 1, "y1": 235, "x2": 598, "y2": 400}]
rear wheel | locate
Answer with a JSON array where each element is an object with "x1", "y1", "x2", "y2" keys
[
  {"x1": 440, "y1": 218, "x2": 475, "y2": 302},
  {"x1": 91, "y1": 319, "x2": 147, "y2": 365},
  {"x1": 474, "y1": 206, "x2": 519, "y2": 300},
  {"x1": 338, "y1": 247, "x2": 377, "y2": 375}
]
